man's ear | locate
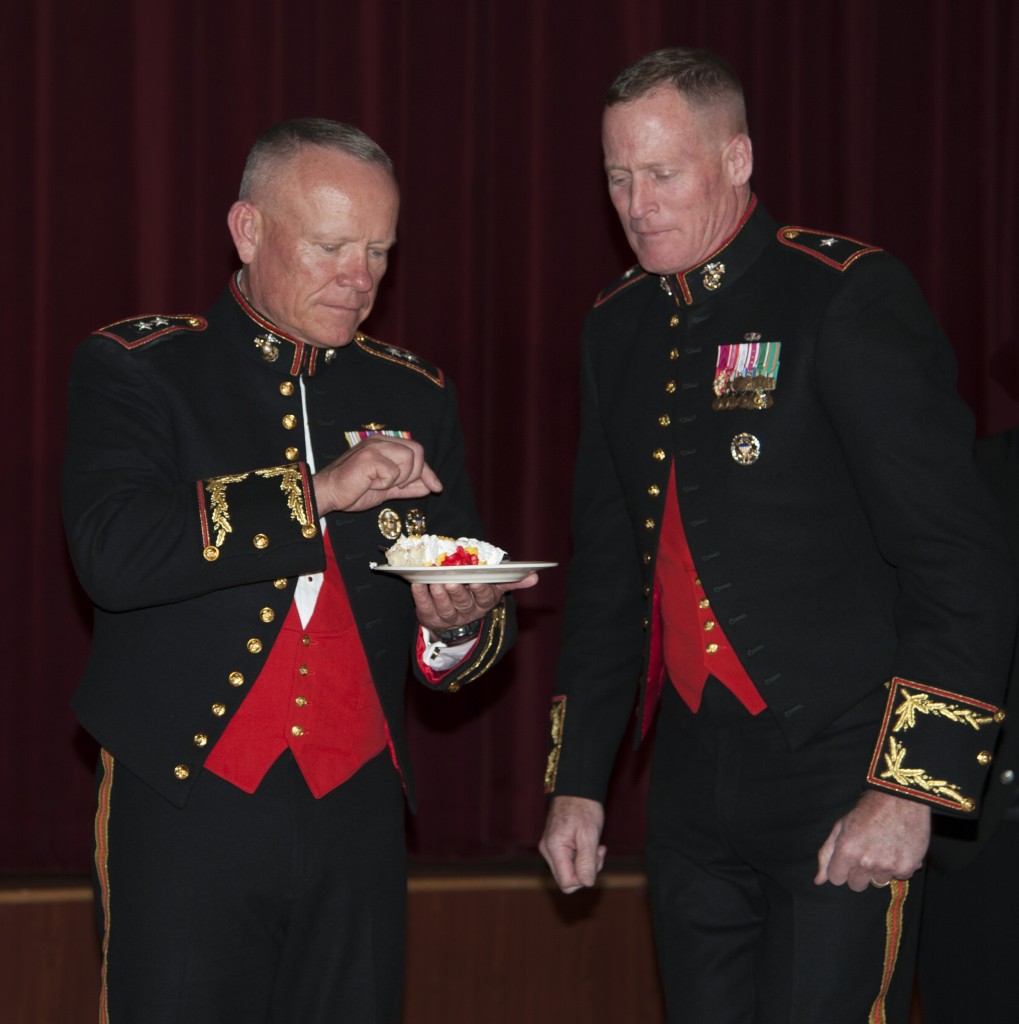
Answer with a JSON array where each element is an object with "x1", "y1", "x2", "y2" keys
[
  {"x1": 227, "y1": 200, "x2": 260, "y2": 264},
  {"x1": 724, "y1": 134, "x2": 753, "y2": 188}
]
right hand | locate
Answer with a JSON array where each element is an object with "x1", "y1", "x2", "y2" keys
[
  {"x1": 312, "y1": 435, "x2": 442, "y2": 515},
  {"x1": 539, "y1": 795, "x2": 607, "y2": 894}
]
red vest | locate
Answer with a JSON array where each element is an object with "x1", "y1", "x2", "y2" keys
[
  {"x1": 655, "y1": 463, "x2": 766, "y2": 715},
  {"x1": 205, "y1": 534, "x2": 387, "y2": 798}
]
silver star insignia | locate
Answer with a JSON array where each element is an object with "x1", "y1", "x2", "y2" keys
[
  {"x1": 135, "y1": 320, "x2": 154, "y2": 332},
  {"x1": 820, "y1": 238, "x2": 837, "y2": 247},
  {"x1": 150, "y1": 316, "x2": 170, "y2": 327}
]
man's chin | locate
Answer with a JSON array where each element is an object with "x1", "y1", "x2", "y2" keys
[
  {"x1": 307, "y1": 315, "x2": 363, "y2": 349},
  {"x1": 633, "y1": 244, "x2": 685, "y2": 278}
]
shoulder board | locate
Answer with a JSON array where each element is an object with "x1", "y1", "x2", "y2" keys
[
  {"x1": 354, "y1": 334, "x2": 445, "y2": 388},
  {"x1": 777, "y1": 227, "x2": 882, "y2": 271},
  {"x1": 95, "y1": 313, "x2": 208, "y2": 350},
  {"x1": 593, "y1": 265, "x2": 649, "y2": 308}
]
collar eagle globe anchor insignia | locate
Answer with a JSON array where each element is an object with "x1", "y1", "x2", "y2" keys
[
  {"x1": 702, "y1": 261, "x2": 726, "y2": 291},
  {"x1": 254, "y1": 333, "x2": 280, "y2": 363},
  {"x1": 731, "y1": 432, "x2": 761, "y2": 466}
]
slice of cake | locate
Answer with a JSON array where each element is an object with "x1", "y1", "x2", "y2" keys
[{"x1": 384, "y1": 534, "x2": 507, "y2": 568}]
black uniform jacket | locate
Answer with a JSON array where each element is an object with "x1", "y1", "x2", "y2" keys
[
  {"x1": 545, "y1": 198, "x2": 1017, "y2": 816},
  {"x1": 931, "y1": 429, "x2": 1019, "y2": 868},
  {"x1": 63, "y1": 278, "x2": 515, "y2": 809}
]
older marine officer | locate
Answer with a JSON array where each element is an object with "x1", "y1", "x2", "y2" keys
[{"x1": 63, "y1": 118, "x2": 537, "y2": 1023}]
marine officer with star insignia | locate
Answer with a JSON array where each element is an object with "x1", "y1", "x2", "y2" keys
[
  {"x1": 62, "y1": 117, "x2": 538, "y2": 1023},
  {"x1": 538, "y1": 47, "x2": 1016, "y2": 1023}
]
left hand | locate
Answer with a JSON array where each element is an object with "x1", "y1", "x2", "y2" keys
[
  {"x1": 814, "y1": 789, "x2": 930, "y2": 892},
  {"x1": 412, "y1": 573, "x2": 539, "y2": 632}
]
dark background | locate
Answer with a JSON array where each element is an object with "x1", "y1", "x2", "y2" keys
[{"x1": 3, "y1": 0, "x2": 1017, "y2": 873}]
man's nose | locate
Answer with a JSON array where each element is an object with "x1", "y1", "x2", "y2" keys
[
  {"x1": 336, "y1": 251, "x2": 373, "y2": 292},
  {"x1": 628, "y1": 178, "x2": 655, "y2": 219}
]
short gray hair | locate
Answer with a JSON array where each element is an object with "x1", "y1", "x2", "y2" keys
[
  {"x1": 238, "y1": 117, "x2": 395, "y2": 200},
  {"x1": 606, "y1": 48, "x2": 747, "y2": 133}
]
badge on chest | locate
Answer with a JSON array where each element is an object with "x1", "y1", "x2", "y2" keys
[{"x1": 712, "y1": 334, "x2": 781, "y2": 411}]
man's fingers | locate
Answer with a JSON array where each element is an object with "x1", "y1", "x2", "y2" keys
[
  {"x1": 542, "y1": 843, "x2": 583, "y2": 893},
  {"x1": 575, "y1": 843, "x2": 608, "y2": 887},
  {"x1": 315, "y1": 437, "x2": 442, "y2": 513},
  {"x1": 814, "y1": 822, "x2": 841, "y2": 886}
]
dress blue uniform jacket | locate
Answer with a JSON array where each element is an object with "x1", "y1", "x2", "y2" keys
[
  {"x1": 63, "y1": 277, "x2": 514, "y2": 809},
  {"x1": 545, "y1": 198, "x2": 1016, "y2": 818}
]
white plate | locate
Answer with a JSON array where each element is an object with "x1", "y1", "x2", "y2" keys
[{"x1": 369, "y1": 561, "x2": 556, "y2": 584}]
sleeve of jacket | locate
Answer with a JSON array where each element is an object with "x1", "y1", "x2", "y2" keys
[
  {"x1": 403, "y1": 375, "x2": 517, "y2": 692},
  {"x1": 543, "y1": 321, "x2": 648, "y2": 803},
  {"x1": 815, "y1": 256, "x2": 1018, "y2": 815},
  {"x1": 61, "y1": 334, "x2": 325, "y2": 612}
]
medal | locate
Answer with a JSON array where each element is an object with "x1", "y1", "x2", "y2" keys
[
  {"x1": 730, "y1": 433, "x2": 761, "y2": 465},
  {"x1": 712, "y1": 335, "x2": 781, "y2": 411}
]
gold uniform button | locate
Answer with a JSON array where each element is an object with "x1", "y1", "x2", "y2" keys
[
  {"x1": 669, "y1": 316, "x2": 680, "y2": 329},
  {"x1": 961, "y1": 798, "x2": 976, "y2": 813},
  {"x1": 301, "y1": 524, "x2": 318, "y2": 539},
  {"x1": 247, "y1": 638, "x2": 263, "y2": 654},
  {"x1": 645, "y1": 518, "x2": 655, "y2": 530},
  {"x1": 193, "y1": 733, "x2": 208, "y2": 748},
  {"x1": 203, "y1": 545, "x2": 220, "y2": 562},
  {"x1": 282, "y1": 414, "x2": 297, "y2": 430},
  {"x1": 643, "y1": 585, "x2": 651, "y2": 597},
  {"x1": 648, "y1": 484, "x2": 660, "y2": 497},
  {"x1": 228, "y1": 671, "x2": 244, "y2": 687},
  {"x1": 302, "y1": 634, "x2": 312, "y2": 646},
  {"x1": 658, "y1": 414, "x2": 671, "y2": 427},
  {"x1": 703, "y1": 620, "x2": 716, "y2": 631},
  {"x1": 698, "y1": 598, "x2": 710, "y2": 609},
  {"x1": 705, "y1": 643, "x2": 719, "y2": 654},
  {"x1": 643, "y1": 553, "x2": 652, "y2": 566},
  {"x1": 295, "y1": 696, "x2": 308, "y2": 707},
  {"x1": 211, "y1": 703, "x2": 226, "y2": 717},
  {"x1": 291, "y1": 725, "x2": 304, "y2": 737},
  {"x1": 279, "y1": 381, "x2": 295, "y2": 397},
  {"x1": 642, "y1": 617, "x2": 650, "y2": 630},
  {"x1": 652, "y1": 449, "x2": 666, "y2": 461},
  {"x1": 253, "y1": 534, "x2": 269, "y2": 549},
  {"x1": 285, "y1": 447, "x2": 299, "y2": 461},
  {"x1": 174, "y1": 764, "x2": 190, "y2": 780},
  {"x1": 669, "y1": 347, "x2": 680, "y2": 359},
  {"x1": 977, "y1": 750, "x2": 994, "y2": 765},
  {"x1": 665, "y1": 381, "x2": 677, "y2": 394},
  {"x1": 259, "y1": 607, "x2": 275, "y2": 623},
  {"x1": 447, "y1": 682, "x2": 461, "y2": 693},
  {"x1": 273, "y1": 578, "x2": 287, "y2": 590},
  {"x1": 995, "y1": 710, "x2": 1007, "y2": 724},
  {"x1": 694, "y1": 577, "x2": 702, "y2": 587},
  {"x1": 298, "y1": 664, "x2": 309, "y2": 676}
]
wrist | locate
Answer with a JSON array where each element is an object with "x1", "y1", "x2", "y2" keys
[{"x1": 431, "y1": 618, "x2": 483, "y2": 644}]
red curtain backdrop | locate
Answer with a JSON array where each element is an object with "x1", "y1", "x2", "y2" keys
[{"x1": 3, "y1": 0, "x2": 1017, "y2": 872}]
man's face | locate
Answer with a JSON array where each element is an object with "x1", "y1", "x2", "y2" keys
[
  {"x1": 602, "y1": 88, "x2": 750, "y2": 276},
  {"x1": 231, "y1": 147, "x2": 399, "y2": 348}
]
